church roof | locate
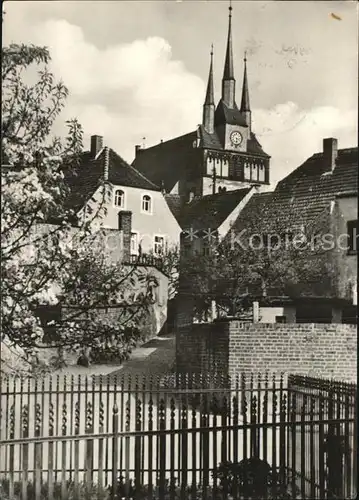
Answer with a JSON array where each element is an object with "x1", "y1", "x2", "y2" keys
[
  {"x1": 65, "y1": 148, "x2": 160, "y2": 211},
  {"x1": 132, "y1": 126, "x2": 270, "y2": 193},
  {"x1": 214, "y1": 99, "x2": 247, "y2": 127},
  {"x1": 132, "y1": 131, "x2": 199, "y2": 194},
  {"x1": 175, "y1": 187, "x2": 252, "y2": 231}
]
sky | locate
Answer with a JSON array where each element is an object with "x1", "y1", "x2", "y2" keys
[{"x1": 3, "y1": 0, "x2": 358, "y2": 186}]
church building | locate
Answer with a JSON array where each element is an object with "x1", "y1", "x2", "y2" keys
[{"x1": 132, "y1": 3, "x2": 270, "y2": 200}]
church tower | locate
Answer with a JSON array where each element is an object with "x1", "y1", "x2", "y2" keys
[
  {"x1": 132, "y1": 1, "x2": 270, "y2": 199},
  {"x1": 213, "y1": 2, "x2": 250, "y2": 153}
]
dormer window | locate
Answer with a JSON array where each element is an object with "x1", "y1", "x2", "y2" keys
[
  {"x1": 142, "y1": 194, "x2": 152, "y2": 214},
  {"x1": 114, "y1": 189, "x2": 125, "y2": 208}
]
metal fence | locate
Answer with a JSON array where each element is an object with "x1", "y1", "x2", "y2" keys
[{"x1": 0, "y1": 372, "x2": 356, "y2": 499}]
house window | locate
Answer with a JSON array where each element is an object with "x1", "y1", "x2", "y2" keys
[
  {"x1": 130, "y1": 233, "x2": 138, "y2": 255},
  {"x1": 347, "y1": 220, "x2": 358, "y2": 254},
  {"x1": 154, "y1": 236, "x2": 164, "y2": 256},
  {"x1": 202, "y1": 243, "x2": 210, "y2": 256},
  {"x1": 114, "y1": 189, "x2": 125, "y2": 208},
  {"x1": 275, "y1": 316, "x2": 287, "y2": 323},
  {"x1": 142, "y1": 194, "x2": 152, "y2": 213}
]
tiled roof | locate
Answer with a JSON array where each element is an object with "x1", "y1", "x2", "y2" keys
[
  {"x1": 233, "y1": 147, "x2": 358, "y2": 235},
  {"x1": 65, "y1": 148, "x2": 160, "y2": 211},
  {"x1": 180, "y1": 188, "x2": 252, "y2": 231},
  {"x1": 164, "y1": 194, "x2": 187, "y2": 223}
]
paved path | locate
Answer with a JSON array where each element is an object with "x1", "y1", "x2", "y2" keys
[
  {"x1": 105, "y1": 334, "x2": 176, "y2": 379},
  {"x1": 53, "y1": 333, "x2": 176, "y2": 381}
]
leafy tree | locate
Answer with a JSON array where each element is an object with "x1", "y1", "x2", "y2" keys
[
  {"x1": 180, "y1": 195, "x2": 336, "y2": 319},
  {"x1": 1, "y1": 44, "x2": 157, "y2": 371}
]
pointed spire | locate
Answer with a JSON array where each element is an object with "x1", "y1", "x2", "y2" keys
[
  {"x1": 204, "y1": 44, "x2": 214, "y2": 105},
  {"x1": 240, "y1": 52, "x2": 252, "y2": 131},
  {"x1": 203, "y1": 45, "x2": 215, "y2": 133},
  {"x1": 221, "y1": 1, "x2": 235, "y2": 107},
  {"x1": 223, "y1": 0, "x2": 234, "y2": 80},
  {"x1": 240, "y1": 52, "x2": 250, "y2": 111}
]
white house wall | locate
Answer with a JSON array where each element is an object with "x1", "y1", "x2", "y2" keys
[{"x1": 79, "y1": 184, "x2": 182, "y2": 255}]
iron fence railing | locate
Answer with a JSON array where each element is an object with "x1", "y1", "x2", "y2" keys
[{"x1": 0, "y1": 372, "x2": 356, "y2": 500}]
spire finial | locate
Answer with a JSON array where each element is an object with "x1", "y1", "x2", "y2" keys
[
  {"x1": 223, "y1": 0, "x2": 234, "y2": 81},
  {"x1": 240, "y1": 55, "x2": 250, "y2": 112},
  {"x1": 211, "y1": 43, "x2": 214, "y2": 57}
]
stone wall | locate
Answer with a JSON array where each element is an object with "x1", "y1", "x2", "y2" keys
[{"x1": 176, "y1": 320, "x2": 357, "y2": 382}]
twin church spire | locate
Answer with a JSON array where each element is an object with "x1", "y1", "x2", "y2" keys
[{"x1": 203, "y1": 2, "x2": 252, "y2": 133}]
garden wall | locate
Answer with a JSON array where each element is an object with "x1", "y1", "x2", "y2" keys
[{"x1": 176, "y1": 321, "x2": 357, "y2": 382}]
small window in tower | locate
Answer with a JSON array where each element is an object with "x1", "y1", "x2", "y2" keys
[
  {"x1": 222, "y1": 159, "x2": 229, "y2": 177},
  {"x1": 258, "y1": 164, "x2": 265, "y2": 182},
  {"x1": 244, "y1": 162, "x2": 251, "y2": 180},
  {"x1": 252, "y1": 163, "x2": 258, "y2": 181},
  {"x1": 207, "y1": 157, "x2": 214, "y2": 175}
]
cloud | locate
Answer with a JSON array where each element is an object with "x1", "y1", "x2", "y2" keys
[
  {"x1": 29, "y1": 19, "x2": 204, "y2": 161},
  {"x1": 254, "y1": 102, "x2": 357, "y2": 186},
  {"x1": 5, "y1": 13, "x2": 357, "y2": 186}
]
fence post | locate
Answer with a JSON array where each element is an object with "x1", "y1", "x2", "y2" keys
[
  {"x1": 8, "y1": 405, "x2": 15, "y2": 500},
  {"x1": 134, "y1": 397, "x2": 142, "y2": 499},
  {"x1": 48, "y1": 378, "x2": 54, "y2": 500},
  {"x1": 61, "y1": 402, "x2": 68, "y2": 500},
  {"x1": 85, "y1": 401, "x2": 94, "y2": 497},
  {"x1": 159, "y1": 398, "x2": 166, "y2": 500},
  {"x1": 169, "y1": 397, "x2": 176, "y2": 500},
  {"x1": 326, "y1": 389, "x2": 344, "y2": 499},
  {"x1": 35, "y1": 403, "x2": 42, "y2": 500},
  {"x1": 279, "y1": 391, "x2": 287, "y2": 487},
  {"x1": 21, "y1": 404, "x2": 29, "y2": 500},
  {"x1": 124, "y1": 399, "x2": 131, "y2": 499},
  {"x1": 98, "y1": 400, "x2": 105, "y2": 495},
  {"x1": 112, "y1": 403, "x2": 119, "y2": 500},
  {"x1": 180, "y1": 400, "x2": 188, "y2": 499}
]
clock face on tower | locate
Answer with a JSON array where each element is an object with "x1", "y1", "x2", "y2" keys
[{"x1": 230, "y1": 131, "x2": 243, "y2": 146}]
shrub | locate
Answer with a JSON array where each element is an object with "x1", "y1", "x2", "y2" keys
[{"x1": 215, "y1": 458, "x2": 293, "y2": 499}]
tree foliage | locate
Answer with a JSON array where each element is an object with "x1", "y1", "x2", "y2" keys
[
  {"x1": 180, "y1": 197, "x2": 336, "y2": 319},
  {"x1": 1, "y1": 44, "x2": 157, "y2": 370}
]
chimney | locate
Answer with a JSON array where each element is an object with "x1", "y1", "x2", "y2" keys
[
  {"x1": 135, "y1": 144, "x2": 142, "y2": 157},
  {"x1": 118, "y1": 210, "x2": 132, "y2": 262},
  {"x1": 104, "y1": 146, "x2": 109, "y2": 181},
  {"x1": 91, "y1": 135, "x2": 103, "y2": 158},
  {"x1": 323, "y1": 138, "x2": 338, "y2": 171}
]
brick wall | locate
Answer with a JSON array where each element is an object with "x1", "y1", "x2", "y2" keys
[
  {"x1": 227, "y1": 322, "x2": 357, "y2": 381},
  {"x1": 176, "y1": 320, "x2": 357, "y2": 382},
  {"x1": 176, "y1": 323, "x2": 229, "y2": 376}
]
